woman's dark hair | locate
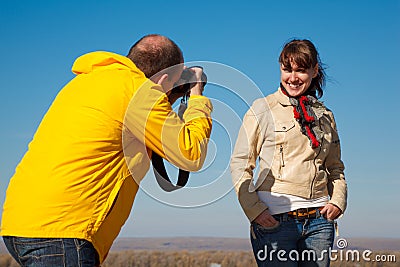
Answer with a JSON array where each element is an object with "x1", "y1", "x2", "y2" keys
[
  {"x1": 127, "y1": 34, "x2": 183, "y2": 78},
  {"x1": 279, "y1": 39, "x2": 326, "y2": 98}
]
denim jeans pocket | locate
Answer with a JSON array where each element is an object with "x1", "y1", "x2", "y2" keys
[
  {"x1": 254, "y1": 222, "x2": 281, "y2": 234},
  {"x1": 320, "y1": 214, "x2": 335, "y2": 224},
  {"x1": 74, "y1": 238, "x2": 90, "y2": 249},
  {"x1": 13, "y1": 238, "x2": 65, "y2": 266},
  {"x1": 73, "y1": 238, "x2": 100, "y2": 266}
]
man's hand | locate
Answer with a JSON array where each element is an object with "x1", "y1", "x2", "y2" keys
[
  {"x1": 253, "y1": 209, "x2": 279, "y2": 228},
  {"x1": 189, "y1": 67, "x2": 205, "y2": 96},
  {"x1": 320, "y1": 203, "x2": 342, "y2": 221}
]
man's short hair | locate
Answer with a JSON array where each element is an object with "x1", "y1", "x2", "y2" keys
[{"x1": 127, "y1": 34, "x2": 183, "y2": 78}]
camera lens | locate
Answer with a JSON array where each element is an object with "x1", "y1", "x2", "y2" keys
[{"x1": 170, "y1": 67, "x2": 207, "y2": 97}]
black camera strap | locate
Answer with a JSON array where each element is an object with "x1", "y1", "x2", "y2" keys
[
  {"x1": 151, "y1": 152, "x2": 189, "y2": 192},
  {"x1": 151, "y1": 66, "x2": 207, "y2": 192},
  {"x1": 151, "y1": 98, "x2": 190, "y2": 192}
]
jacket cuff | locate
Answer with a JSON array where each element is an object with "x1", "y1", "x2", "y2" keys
[
  {"x1": 243, "y1": 201, "x2": 269, "y2": 222},
  {"x1": 187, "y1": 95, "x2": 213, "y2": 113},
  {"x1": 328, "y1": 198, "x2": 347, "y2": 215}
]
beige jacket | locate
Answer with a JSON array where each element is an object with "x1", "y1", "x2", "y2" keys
[{"x1": 230, "y1": 88, "x2": 347, "y2": 222}]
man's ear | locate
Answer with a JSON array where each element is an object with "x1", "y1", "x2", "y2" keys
[{"x1": 156, "y1": 73, "x2": 169, "y2": 86}]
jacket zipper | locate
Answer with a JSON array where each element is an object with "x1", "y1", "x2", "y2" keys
[
  {"x1": 279, "y1": 144, "x2": 285, "y2": 178},
  {"x1": 310, "y1": 127, "x2": 323, "y2": 198}
]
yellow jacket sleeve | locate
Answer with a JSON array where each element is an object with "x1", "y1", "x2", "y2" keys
[{"x1": 124, "y1": 81, "x2": 213, "y2": 172}]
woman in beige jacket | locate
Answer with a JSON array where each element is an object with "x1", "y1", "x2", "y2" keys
[{"x1": 230, "y1": 39, "x2": 347, "y2": 267}]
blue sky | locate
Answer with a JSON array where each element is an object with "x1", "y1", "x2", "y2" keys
[{"x1": 0, "y1": 0, "x2": 399, "y2": 241}]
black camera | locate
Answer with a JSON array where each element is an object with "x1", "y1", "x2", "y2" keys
[{"x1": 170, "y1": 66, "x2": 207, "y2": 96}]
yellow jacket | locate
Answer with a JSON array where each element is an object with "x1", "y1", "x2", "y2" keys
[{"x1": 0, "y1": 51, "x2": 213, "y2": 263}]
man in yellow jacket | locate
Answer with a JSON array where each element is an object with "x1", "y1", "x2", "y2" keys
[{"x1": 1, "y1": 34, "x2": 212, "y2": 266}]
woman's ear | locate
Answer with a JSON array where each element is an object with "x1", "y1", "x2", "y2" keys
[{"x1": 313, "y1": 63, "x2": 319, "y2": 78}]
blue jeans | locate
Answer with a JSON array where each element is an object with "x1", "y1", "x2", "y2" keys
[
  {"x1": 250, "y1": 209, "x2": 334, "y2": 267},
  {"x1": 3, "y1": 236, "x2": 100, "y2": 267}
]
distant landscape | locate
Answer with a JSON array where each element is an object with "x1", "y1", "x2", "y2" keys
[{"x1": 1, "y1": 237, "x2": 398, "y2": 266}]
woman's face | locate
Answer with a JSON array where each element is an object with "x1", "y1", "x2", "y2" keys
[{"x1": 280, "y1": 60, "x2": 318, "y2": 97}]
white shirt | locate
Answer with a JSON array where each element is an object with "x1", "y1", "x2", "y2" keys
[{"x1": 257, "y1": 191, "x2": 329, "y2": 215}]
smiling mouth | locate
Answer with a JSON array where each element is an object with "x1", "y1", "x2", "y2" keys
[{"x1": 287, "y1": 82, "x2": 303, "y2": 89}]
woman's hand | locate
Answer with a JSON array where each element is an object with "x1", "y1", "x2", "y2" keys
[
  {"x1": 253, "y1": 209, "x2": 279, "y2": 228},
  {"x1": 320, "y1": 203, "x2": 342, "y2": 221}
]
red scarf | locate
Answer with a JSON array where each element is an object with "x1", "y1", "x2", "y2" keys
[{"x1": 281, "y1": 84, "x2": 320, "y2": 148}]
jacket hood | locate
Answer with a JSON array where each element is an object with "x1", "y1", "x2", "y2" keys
[{"x1": 72, "y1": 51, "x2": 144, "y2": 76}]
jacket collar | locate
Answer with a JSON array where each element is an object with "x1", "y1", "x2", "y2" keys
[
  {"x1": 274, "y1": 87, "x2": 326, "y2": 118},
  {"x1": 72, "y1": 51, "x2": 144, "y2": 76},
  {"x1": 274, "y1": 87, "x2": 292, "y2": 106}
]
